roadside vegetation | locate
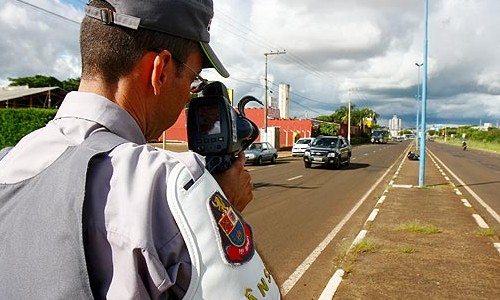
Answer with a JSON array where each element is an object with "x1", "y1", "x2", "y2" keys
[
  {"x1": 429, "y1": 126, "x2": 500, "y2": 153},
  {"x1": 476, "y1": 227, "x2": 497, "y2": 237},
  {"x1": 314, "y1": 105, "x2": 379, "y2": 145},
  {"x1": 395, "y1": 220, "x2": 442, "y2": 234},
  {"x1": 337, "y1": 238, "x2": 378, "y2": 275}
]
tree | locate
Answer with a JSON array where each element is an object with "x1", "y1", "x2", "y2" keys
[
  {"x1": 318, "y1": 122, "x2": 338, "y2": 136},
  {"x1": 9, "y1": 75, "x2": 62, "y2": 88},
  {"x1": 8, "y1": 75, "x2": 80, "y2": 91},
  {"x1": 62, "y1": 78, "x2": 81, "y2": 91}
]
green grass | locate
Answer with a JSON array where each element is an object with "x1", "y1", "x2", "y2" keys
[
  {"x1": 476, "y1": 227, "x2": 497, "y2": 237},
  {"x1": 396, "y1": 220, "x2": 441, "y2": 234},
  {"x1": 398, "y1": 246, "x2": 416, "y2": 254},
  {"x1": 351, "y1": 238, "x2": 378, "y2": 253},
  {"x1": 436, "y1": 139, "x2": 500, "y2": 153}
]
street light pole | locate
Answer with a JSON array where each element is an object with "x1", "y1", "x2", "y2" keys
[
  {"x1": 264, "y1": 50, "x2": 286, "y2": 142},
  {"x1": 418, "y1": 0, "x2": 429, "y2": 187},
  {"x1": 415, "y1": 63, "x2": 423, "y2": 151}
]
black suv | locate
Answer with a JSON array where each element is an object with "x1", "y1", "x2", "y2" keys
[{"x1": 303, "y1": 136, "x2": 352, "y2": 169}]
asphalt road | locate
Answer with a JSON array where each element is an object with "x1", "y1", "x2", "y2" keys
[
  {"x1": 242, "y1": 141, "x2": 412, "y2": 299},
  {"x1": 426, "y1": 141, "x2": 500, "y2": 227},
  {"x1": 154, "y1": 139, "x2": 500, "y2": 298}
]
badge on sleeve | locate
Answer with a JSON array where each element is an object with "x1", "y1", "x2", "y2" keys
[{"x1": 209, "y1": 192, "x2": 255, "y2": 264}]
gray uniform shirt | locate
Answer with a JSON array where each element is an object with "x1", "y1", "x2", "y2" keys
[{"x1": 0, "y1": 92, "x2": 206, "y2": 299}]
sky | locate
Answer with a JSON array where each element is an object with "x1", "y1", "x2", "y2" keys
[{"x1": 1, "y1": 0, "x2": 499, "y2": 128}]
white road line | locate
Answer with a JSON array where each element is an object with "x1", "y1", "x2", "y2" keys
[
  {"x1": 280, "y1": 154, "x2": 400, "y2": 296},
  {"x1": 288, "y1": 175, "x2": 303, "y2": 181},
  {"x1": 427, "y1": 149, "x2": 500, "y2": 225},
  {"x1": 376, "y1": 195, "x2": 386, "y2": 205},
  {"x1": 472, "y1": 214, "x2": 489, "y2": 229},
  {"x1": 366, "y1": 209, "x2": 379, "y2": 223},
  {"x1": 350, "y1": 230, "x2": 368, "y2": 250},
  {"x1": 318, "y1": 269, "x2": 345, "y2": 300},
  {"x1": 461, "y1": 199, "x2": 472, "y2": 208},
  {"x1": 392, "y1": 184, "x2": 413, "y2": 188},
  {"x1": 494, "y1": 243, "x2": 500, "y2": 255}
]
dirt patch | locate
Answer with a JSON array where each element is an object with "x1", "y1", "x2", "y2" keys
[{"x1": 333, "y1": 154, "x2": 500, "y2": 299}]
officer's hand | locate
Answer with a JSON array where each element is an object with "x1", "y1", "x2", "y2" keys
[{"x1": 214, "y1": 152, "x2": 253, "y2": 211}]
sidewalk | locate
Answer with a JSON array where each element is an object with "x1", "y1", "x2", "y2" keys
[{"x1": 329, "y1": 148, "x2": 500, "y2": 299}]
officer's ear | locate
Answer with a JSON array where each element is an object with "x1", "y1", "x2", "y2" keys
[{"x1": 151, "y1": 50, "x2": 174, "y2": 96}]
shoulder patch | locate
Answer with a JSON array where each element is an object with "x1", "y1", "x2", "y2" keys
[{"x1": 209, "y1": 191, "x2": 255, "y2": 264}]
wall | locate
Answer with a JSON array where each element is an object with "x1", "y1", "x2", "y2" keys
[{"x1": 160, "y1": 107, "x2": 313, "y2": 149}]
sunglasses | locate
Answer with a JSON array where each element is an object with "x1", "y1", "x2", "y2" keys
[{"x1": 149, "y1": 49, "x2": 208, "y2": 93}]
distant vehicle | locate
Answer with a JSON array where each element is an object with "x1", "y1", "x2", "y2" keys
[
  {"x1": 371, "y1": 129, "x2": 390, "y2": 144},
  {"x1": 291, "y1": 137, "x2": 314, "y2": 156},
  {"x1": 244, "y1": 142, "x2": 278, "y2": 165},
  {"x1": 303, "y1": 136, "x2": 352, "y2": 169}
]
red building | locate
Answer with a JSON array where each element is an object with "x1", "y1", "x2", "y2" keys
[{"x1": 160, "y1": 107, "x2": 313, "y2": 150}]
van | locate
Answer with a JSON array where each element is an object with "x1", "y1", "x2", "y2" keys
[{"x1": 291, "y1": 137, "x2": 314, "y2": 156}]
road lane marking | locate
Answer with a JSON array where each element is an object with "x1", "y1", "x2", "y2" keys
[
  {"x1": 365, "y1": 209, "x2": 379, "y2": 223},
  {"x1": 280, "y1": 152, "x2": 400, "y2": 296},
  {"x1": 494, "y1": 243, "x2": 500, "y2": 255},
  {"x1": 427, "y1": 149, "x2": 500, "y2": 225},
  {"x1": 461, "y1": 199, "x2": 472, "y2": 208},
  {"x1": 376, "y1": 195, "x2": 386, "y2": 205},
  {"x1": 318, "y1": 269, "x2": 345, "y2": 300},
  {"x1": 288, "y1": 175, "x2": 303, "y2": 181},
  {"x1": 472, "y1": 214, "x2": 489, "y2": 228},
  {"x1": 392, "y1": 184, "x2": 413, "y2": 188},
  {"x1": 350, "y1": 230, "x2": 368, "y2": 250}
]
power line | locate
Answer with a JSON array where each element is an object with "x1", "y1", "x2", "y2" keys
[
  {"x1": 11, "y1": 0, "x2": 332, "y2": 116},
  {"x1": 14, "y1": 0, "x2": 80, "y2": 25}
]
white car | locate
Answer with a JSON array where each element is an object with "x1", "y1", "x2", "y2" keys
[{"x1": 291, "y1": 137, "x2": 314, "y2": 156}]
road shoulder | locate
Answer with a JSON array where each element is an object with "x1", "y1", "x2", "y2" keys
[{"x1": 331, "y1": 149, "x2": 500, "y2": 299}]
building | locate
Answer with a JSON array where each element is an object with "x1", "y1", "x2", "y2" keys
[
  {"x1": 278, "y1": 83, "x2": 290, "y2": 119},
  {"x1": 388, "y1": 115, "x2": 401, "y2": 137},
  {"x1": 160, "y1": 107, "x2": 313, "y2": 150},
  {"x1": 0, "y1": 86, "x2": 67, "y2": 109}
]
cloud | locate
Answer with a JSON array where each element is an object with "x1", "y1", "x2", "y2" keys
[
  {"x1": 0, "y1": 0, "x2": 498, "y2": 126},
  {"x1": 0, "y1": 0, "x2": 82, "y2": 81}
]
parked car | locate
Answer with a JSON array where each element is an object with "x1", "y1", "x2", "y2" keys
[
  {"x1": 291, "y1": 137, "x2": 314, "y2": 156},
  {"x1": 303, "y1": 136, "x2": 352, "y2": 169},
  {"x1": 244, "y1": 142, "x2": 278, "y2": 165}
]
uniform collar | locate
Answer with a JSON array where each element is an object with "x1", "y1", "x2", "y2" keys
[{"x1": 55, "y1": 91, "x2": 147, "y2": 145}]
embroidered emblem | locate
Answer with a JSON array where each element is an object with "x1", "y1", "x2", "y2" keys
[{"x1": 210, "y1": 192, "x2": 254, "y2": 264}]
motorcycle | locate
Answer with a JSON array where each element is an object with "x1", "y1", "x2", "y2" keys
[{"x1": 462, "y1": 142, "x2": 467, "y2": 151}]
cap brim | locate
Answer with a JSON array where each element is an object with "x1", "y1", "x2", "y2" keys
[{"x1": 200, "y1": 42, "x2": 229, "y2": 78}]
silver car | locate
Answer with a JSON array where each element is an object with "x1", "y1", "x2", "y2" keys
[{"x1": 244, "y1": 142, "x2": 278, "y2": 165}]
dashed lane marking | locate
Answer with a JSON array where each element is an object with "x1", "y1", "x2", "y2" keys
[
  {"x1": 427, "y1": 149, "x2": 500, "y2": 225},
  {"x1": 461, "y1": 199, "x2": 472, "y2": 208},
  {"x1": 287, "y1": 175, "x2": 304, "y2": 181},
  {"x1": 472, "y1": 214, "x2": 489, "y2": 229}
]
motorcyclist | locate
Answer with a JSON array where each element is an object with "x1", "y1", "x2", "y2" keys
[{"x1": 462, "y1": 140, "x2": 467, "y2": 151}]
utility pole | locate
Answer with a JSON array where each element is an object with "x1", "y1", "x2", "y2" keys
[
  {"x1": 348, "y1": 88, "x2": 351, "y2": 142},
  {"x1": 264, "y1": 50, "x2": 286, "y2": 142}
]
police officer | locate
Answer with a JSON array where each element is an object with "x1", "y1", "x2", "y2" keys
[{"x1": 0, "y1": 0, "x2": 280, "y2": 299}]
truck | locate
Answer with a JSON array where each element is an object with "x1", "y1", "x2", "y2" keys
[{"x1": 371, "y1": 129, "x2": 390, "y2": 144}]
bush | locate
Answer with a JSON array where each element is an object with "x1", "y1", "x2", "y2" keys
[{"x1": 0, "y1": 108, "x2": 57, "y2": 148}]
